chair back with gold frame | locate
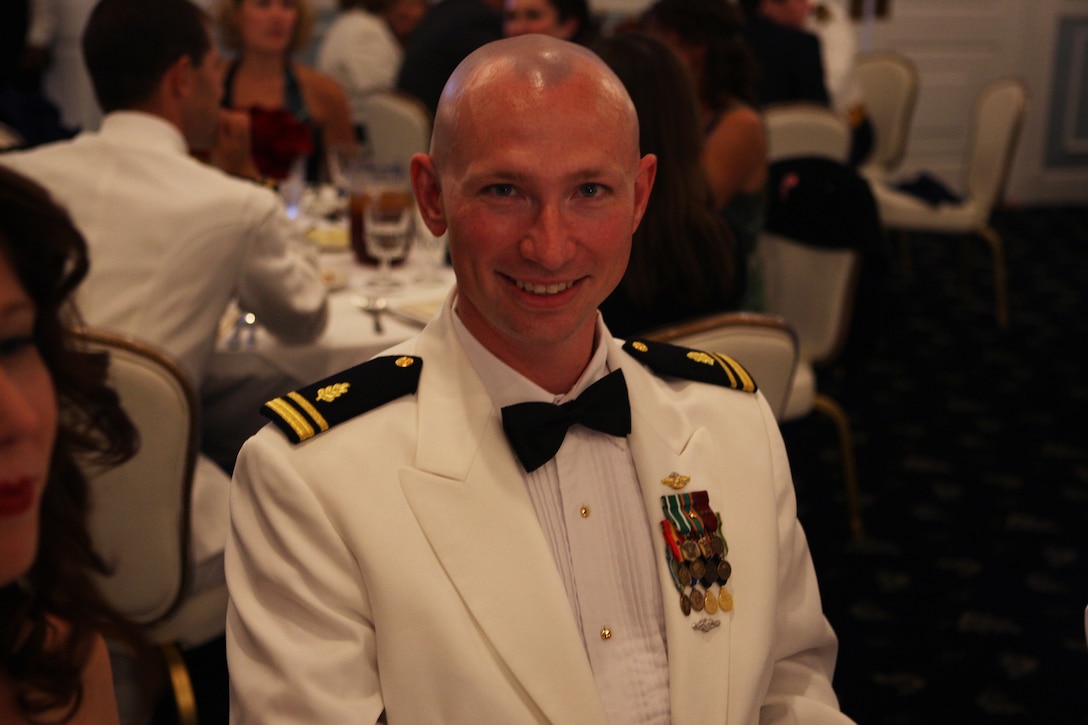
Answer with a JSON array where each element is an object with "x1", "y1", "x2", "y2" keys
[
  {"x1": 643, "y1": 311, "x2": 799, "y2": 422},
  {"x1": 75, "y1": 328, "x2": 224, "y2": 725},
  {"x1": 869, "y1": 78, "x2": 1027, "y2": 327},
  {"x1": 357, "y1": 90, "x2": 433, "y2": 171},
  {"x1": 77, "y1": 328, "x2": 197, "y2": 625},
  {"x1": 856, "y1": 51, "x2": 918, "y2": 180}
]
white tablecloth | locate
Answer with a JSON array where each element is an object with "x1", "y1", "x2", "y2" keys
[
  {"x1": 202, "y1": 247, "x2": 454, "y2": 471},
  {"x1": 212, "y1": 250, "x2": 453, "y2": 381}
]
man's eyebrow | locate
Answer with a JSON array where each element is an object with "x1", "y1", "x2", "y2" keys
[{"x1": 465, "y1": 165, "x2": 621, "y2": 182}]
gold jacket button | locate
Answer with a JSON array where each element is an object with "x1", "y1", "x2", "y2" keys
[{"x1": 600, "y1": 627, "x2": 612, "y2": 640}]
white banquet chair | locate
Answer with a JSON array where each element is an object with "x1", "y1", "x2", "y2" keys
[
  {"x1": 758, "y1": 232, "x2": 865, "y2": 541},
  {"x1": 870, "y1": 78, "x2": 1028, "y2": 328},
  {"x1": 856, "y1": 50, "x2": 918, "y2": 182},
  {"x1": 764, "y1": 102, "x2": 852, "y2": 163},
  {"x1": 357, "y1": 90, "x2": 432, "y2": 170},
  {"x1": 75, "y1": 328, "x2": 228, "y2": 725},
  {"x1": 759, "y1": 103, "x2": 866, "y2": 540}
]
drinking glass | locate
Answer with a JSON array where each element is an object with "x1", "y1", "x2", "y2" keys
[
  {"x1": 414, "y1": 225, "x2": 449, "y2": 283},
  {"x1": 326, "y1": 143, "x2": 366, "y2": 224},
  {"x1": 279, "y1": 155, "x2": 307, "y2": 220},
  {"x1": 363, "y1": 165, "x2": 415, "y2": 291},
  {"x1": 327, "y1": 144, "x2": 364, "y2": 196}
]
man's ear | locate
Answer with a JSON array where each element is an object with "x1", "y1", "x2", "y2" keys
[
  {"x1": 410, "y1": 152, "x2": 448, "y2": 237},
  {"x1": 631, "y1": 153, "x2": 658, "y2": 233},
  {"x1": 164, "y1": 54, "x2": 195, "y2": 101}
]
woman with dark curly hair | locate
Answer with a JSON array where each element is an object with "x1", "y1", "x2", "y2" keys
[
  {"x1": 644, "y1": 0, "x2": 768, "y2": 309},
  {"x1": 0, "y1": 165, "x2": 141, "y2": 724}
]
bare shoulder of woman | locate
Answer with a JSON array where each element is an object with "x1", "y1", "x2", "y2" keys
[
  {"x1": 709, "y1": 105, "x2": 766, "y2": 148},
  {"x1": 0, "y1": 621, "x2": 120, "y2": 725},
  {"x1": 296, "y1": 63, "x2": 349, "y2": 112},
  {"x1": 295, "y1": 63, "x2": 356, "y2": 145},
  {"x1": 68, "y1": 631, "x2": 121, "y2": 725},
  {"x1": 703, "y1": 105, "x2": 768, "y2": 202}
]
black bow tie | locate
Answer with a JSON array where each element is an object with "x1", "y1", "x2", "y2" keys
[{"x1": 501, "y1": 369, "x2": 631, "y2": 473}]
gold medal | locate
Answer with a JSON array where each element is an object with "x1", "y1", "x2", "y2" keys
[
  {"x1": 703, "y1": 589, "x2": 719, "y2": 615},
  {"x1": 698, "y1": 536, "x2": 715, "y2": 558},
  {"x1": 681, "y1": 540, "x2": 701, "y2": 561},
  {"x1": 718, "y1": 587, "x2": 733, "y2": 612},
  {"x1": 689, "y1": 587, "x2": 705, "y2": 611}
]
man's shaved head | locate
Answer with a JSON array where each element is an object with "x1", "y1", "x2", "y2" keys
[{"x1": 430, "y1": 34, "x2": 640, "y2": 172}]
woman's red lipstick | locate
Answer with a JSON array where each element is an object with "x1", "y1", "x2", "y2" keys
[{"x1": 0, "y1": 477, "x2": 36, "y2": 516}]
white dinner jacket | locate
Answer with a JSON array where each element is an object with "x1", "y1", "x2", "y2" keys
[
  {"x1": 227, "y1": 297, "x2": 852, "y2": 724},
  {"x1": 0, "y1": 111, "x2": 328, "y2": 385}
]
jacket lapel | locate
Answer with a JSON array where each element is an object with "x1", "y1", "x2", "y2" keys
[
  {"x1": 398, "y1": 307, "x2": 608, "y2": 724},
  {"x1": 613, "y1": 346, "x2": 734, "y2": 724}
]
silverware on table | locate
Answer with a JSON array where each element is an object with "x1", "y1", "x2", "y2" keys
[
  {"x1": 352, "y1": 295, "x2": 387, "y2": 334},
  {"x1": 352, "y1": 295, "x2": 429, "y2": 332}
]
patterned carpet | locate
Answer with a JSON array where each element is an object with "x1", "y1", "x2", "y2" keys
[{"x1": 782, "y1": 205, "x2": 1088, "y2": 723}]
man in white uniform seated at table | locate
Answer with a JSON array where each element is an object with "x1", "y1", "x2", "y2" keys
[
  {"x1": 0, "y1": 0, "x2": 329, "y2": 593},
  {"x1": 226, "y1": 34, "x2": 854, "y2": 724}
]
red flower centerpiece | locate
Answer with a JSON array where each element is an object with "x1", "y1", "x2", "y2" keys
[{"x1": 247, "y1": 107, "x2": 314, "y2": 180}]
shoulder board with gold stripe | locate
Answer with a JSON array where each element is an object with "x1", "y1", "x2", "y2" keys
[
  {"x1": 623, "y1": 339, "x2": 757, "y2": 393},
  {"x1": 261, "y1": 355, "x2": 422, "y2": 444}
]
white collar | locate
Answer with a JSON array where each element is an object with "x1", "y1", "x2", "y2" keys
[{"x1": 450, "y1": 296, "x2": 613, "y2": 410}]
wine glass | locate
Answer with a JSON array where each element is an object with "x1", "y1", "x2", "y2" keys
[
  {"x1": 363, "y1": 169, "x2": 415, "y2": 291},
  {"x1": 414, "y1": 215, "x2": 449, "y2": 283},
  {"x1": 279, "y1": 155, "x2": 307, "y2": 220},
  {"x1": 326, "y1": 143, "x2": 367, "y2": 218}
]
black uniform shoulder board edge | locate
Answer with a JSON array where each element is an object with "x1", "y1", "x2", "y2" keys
[
  {"x1": 261, "y1": 355, "x2": 422, "y2": 444},
  {"x1": 623, "y1": 339, "x2": 757, "y2": 394}
]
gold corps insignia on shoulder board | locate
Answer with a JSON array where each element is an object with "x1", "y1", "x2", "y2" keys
[
  {"x1": 686, "y1": 351, "x2": 715, "y2": 366},
  {"x1": 316, "y1": 382, "x2": 351, "y2": 402}
]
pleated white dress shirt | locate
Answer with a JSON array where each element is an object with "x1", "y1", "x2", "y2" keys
[{"x1": 453, "y1": 306, "x2": 671, "y2": 724}]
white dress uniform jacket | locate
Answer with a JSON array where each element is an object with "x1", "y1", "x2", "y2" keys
[
  {"x1": 226, "y1": 297, "x2": 854, "y2": 724},
  {"x1": 1, "y1": 111, "x2": 328, "y2": 577}
]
